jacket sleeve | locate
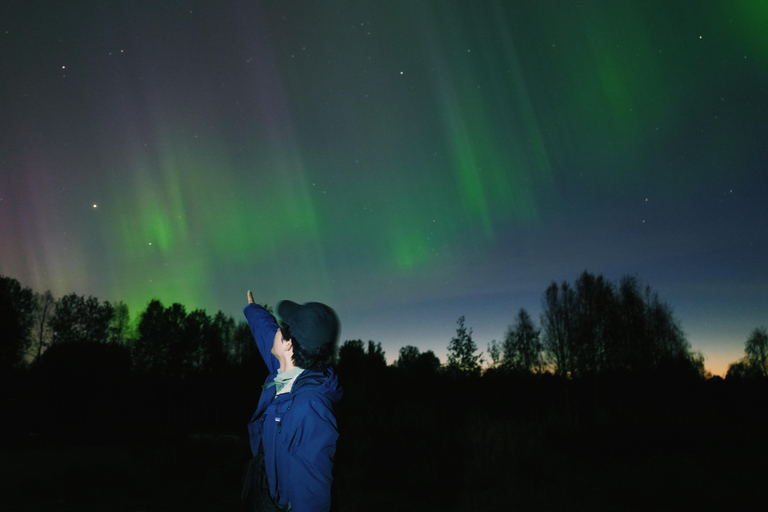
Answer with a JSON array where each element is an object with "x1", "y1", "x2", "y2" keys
[
  {"x1": 288, "y1": 399, "x2": 339, "y2": 512},
  {"x1": 243, "y1": 303, "x2": 280, "y2": 374}
]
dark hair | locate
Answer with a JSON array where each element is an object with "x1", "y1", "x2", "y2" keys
[
  {"x1": 281, "y1": 322, "x2": 336, "y2": 371},
  {"x1": 279, "y1": 323, "x2": 293, "y2": 344}
]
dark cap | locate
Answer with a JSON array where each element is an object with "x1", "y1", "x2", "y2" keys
[{"x1": 277, "y1": 300, "x2": 340, "y2": 353}]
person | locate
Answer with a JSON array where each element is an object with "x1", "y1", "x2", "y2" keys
[{"x1": 241, "y1": 290, "x2": 342, "y2": 512}]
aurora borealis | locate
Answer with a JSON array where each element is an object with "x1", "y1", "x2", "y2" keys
[{"x1": 2, "y1": 1, "x2": 766, "y2": 375}]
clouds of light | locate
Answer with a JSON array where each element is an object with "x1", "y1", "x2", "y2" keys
[{"x1": 413, "y1": 2, "x2": 551, "y2": 243}]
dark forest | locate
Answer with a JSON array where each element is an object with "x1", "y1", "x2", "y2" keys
[{"x1": 1, "y1": 273, "x2": 766, "y2": 511}]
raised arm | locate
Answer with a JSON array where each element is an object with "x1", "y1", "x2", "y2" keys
[{"x1": 243, "y1": 291, "x2": 280, "y2": 374}]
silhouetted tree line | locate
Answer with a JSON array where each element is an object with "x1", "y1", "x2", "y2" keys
[
  {"x1": 2, "y1": 271, "x2": 767, "y2": 380},
  {"x1": 538, "y1": 272, "x2": 703, "y2": 378},
  {"x1": 0, "y1": 276, "x2": 262, "y2": 376},
  {"x1": 437, "y1": 272, "x2": 709, "y2": 380}
]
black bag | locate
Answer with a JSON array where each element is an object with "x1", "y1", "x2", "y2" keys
[{"x1": 242, "y1": 443, "x2": 287, "y2": 512}]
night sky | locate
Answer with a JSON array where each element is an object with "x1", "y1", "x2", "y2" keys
[{"x1": 2, "y1": 1, "x2": 766, "y2": 375}]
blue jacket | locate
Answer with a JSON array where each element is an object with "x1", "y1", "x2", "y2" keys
[{"x1": 244, "y1": 303, "x2": 342, "y2": 512}]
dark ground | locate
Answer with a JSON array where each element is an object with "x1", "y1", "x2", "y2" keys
[{"x1": 2, "y1": 369, "x2": 766, "y2": 512}]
